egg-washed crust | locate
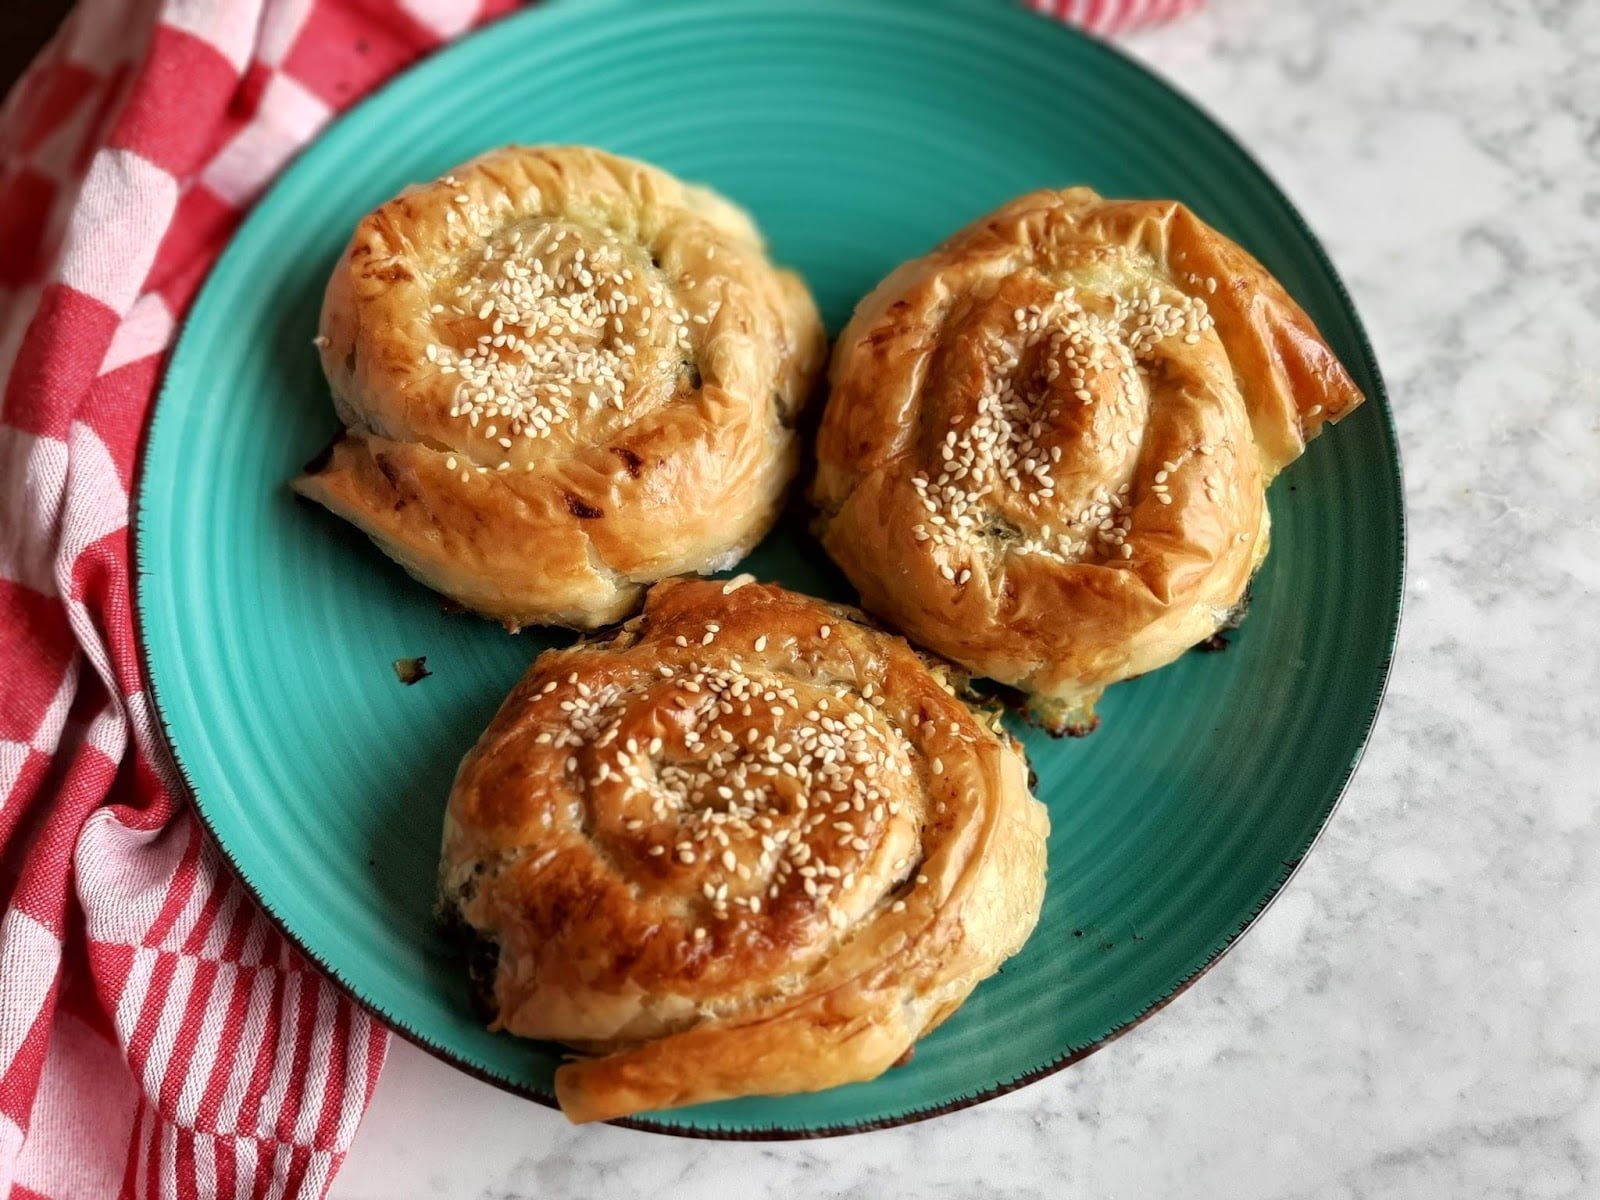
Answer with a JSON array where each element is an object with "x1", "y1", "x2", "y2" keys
[
  {"x1": 812, "y1": 188, "x2": 1364, "y2": 730},
  {"x1": 295, "y1": 146, "x2": 826, "y2": 630},
  {"x1": 437, "y1": 577, "x2": 1048, "y2": 1123}
]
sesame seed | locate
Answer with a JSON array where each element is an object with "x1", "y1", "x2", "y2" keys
[{"x1": 525, "y1": 644, "x2": 928, "y2": 911}]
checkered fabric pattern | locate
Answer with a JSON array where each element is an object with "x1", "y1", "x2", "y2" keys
[
  {"x1": 0, "y1": 0, "x2": 1197, "y2": 1195},
  {"x1": 1028, "y1": 0, "x2": 1201, "y2": 30}
]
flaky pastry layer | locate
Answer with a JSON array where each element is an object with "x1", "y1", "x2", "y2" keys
[
  {"x1": 439, "y1": 578, "x2": 1048, "y2": 1122},
  {"x1": 813, "y1": 188, "x2": 1364, "y2": 729},
  {"x1": 296, "y1": 146, "x2": 825, "y2": 630}
]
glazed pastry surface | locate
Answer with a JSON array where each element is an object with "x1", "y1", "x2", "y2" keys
[
  {"x1": 438, "y1": 577, "x2": 1049, "y2": 1122},
  {"x1": 296, "y1": 146, "x2": 825, "y2": 630},
  {"x1": 813, "y1": 188, "x2": 1364, "y2": 730}
]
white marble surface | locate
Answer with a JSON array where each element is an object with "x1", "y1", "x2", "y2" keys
[{"x1": 332, "y1": 0, "x2": 1600, "y2": 1195}]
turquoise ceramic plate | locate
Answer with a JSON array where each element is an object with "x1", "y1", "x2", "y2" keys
[{"x1": 135, "y1": 0, "x2": 1402, "y2": 1137}]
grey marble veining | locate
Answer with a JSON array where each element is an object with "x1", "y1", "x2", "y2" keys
[{"x1": 332, "y1": 1, "x2": 1600, "y2": 1195}]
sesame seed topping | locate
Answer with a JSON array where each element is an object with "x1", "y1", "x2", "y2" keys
[
  {"x1": 900, "y1": 277, "x2": 1219, "y2": 568},
  {"x1": 524, "y1": 638, "x2": 960, "y2": 930},
  {"x1": 422, "y1": 214, "x2": 695, "y2": 445}
]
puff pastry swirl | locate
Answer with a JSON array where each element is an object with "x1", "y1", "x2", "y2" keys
[
  {"x1": 813, "y1": 188, "x2": 1364, "y2": 731},
  {"x1": 295, "y1": 146, "x2": 825, "y2": 630},
  {"x1": 438, "y1": 577, "x2": 1048, "y2": 1122}
]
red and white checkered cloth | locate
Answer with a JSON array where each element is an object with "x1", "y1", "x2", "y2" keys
[{"x1": 0, "y1": 0, "x2": 1196, "y2": 1195}]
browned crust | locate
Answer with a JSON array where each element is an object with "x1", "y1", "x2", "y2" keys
[
  {"x1": 295, "y1": 146, "x2": 826, "y2": 630},
  {"x1": 812, "y1": 188, "x2": 1363, "y2": 723},
  {"x1": 439, "y1": 578, "x2": 1049, "y2": 1123}
]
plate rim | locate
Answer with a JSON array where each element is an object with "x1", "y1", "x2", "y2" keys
[{"x1": 130, "y1": 0, "x2": 1407, "y2": 1141}]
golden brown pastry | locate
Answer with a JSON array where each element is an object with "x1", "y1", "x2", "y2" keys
[
  {"x1": 812, "y1": 188, "x2": 1364, "y2": 732},
  {"x1": 295, "y1": 146, "x2": 825, "y2": 630},
  {"x1": 437, "y1": 577, "x2": 1048, "y2": 1123}
]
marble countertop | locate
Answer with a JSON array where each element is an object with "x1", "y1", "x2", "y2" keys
[{"x1": 332, "y1": 0, "x2": 1600, "y2": 1195}]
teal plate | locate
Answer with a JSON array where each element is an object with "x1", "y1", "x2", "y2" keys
[{"x1": 135, "y1": 0, "x2": 1403, "y2": 1137}]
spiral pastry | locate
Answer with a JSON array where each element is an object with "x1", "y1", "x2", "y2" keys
[
  {"x1": 294, "y1": 146, "x2": 825, "y2": 630},
  {"x1": 438, "y1": 577, "x2": 1048, "y2": 1122},
  {"x1": 813, "y1": 188, "x2": 1365, "y2": 732}
]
